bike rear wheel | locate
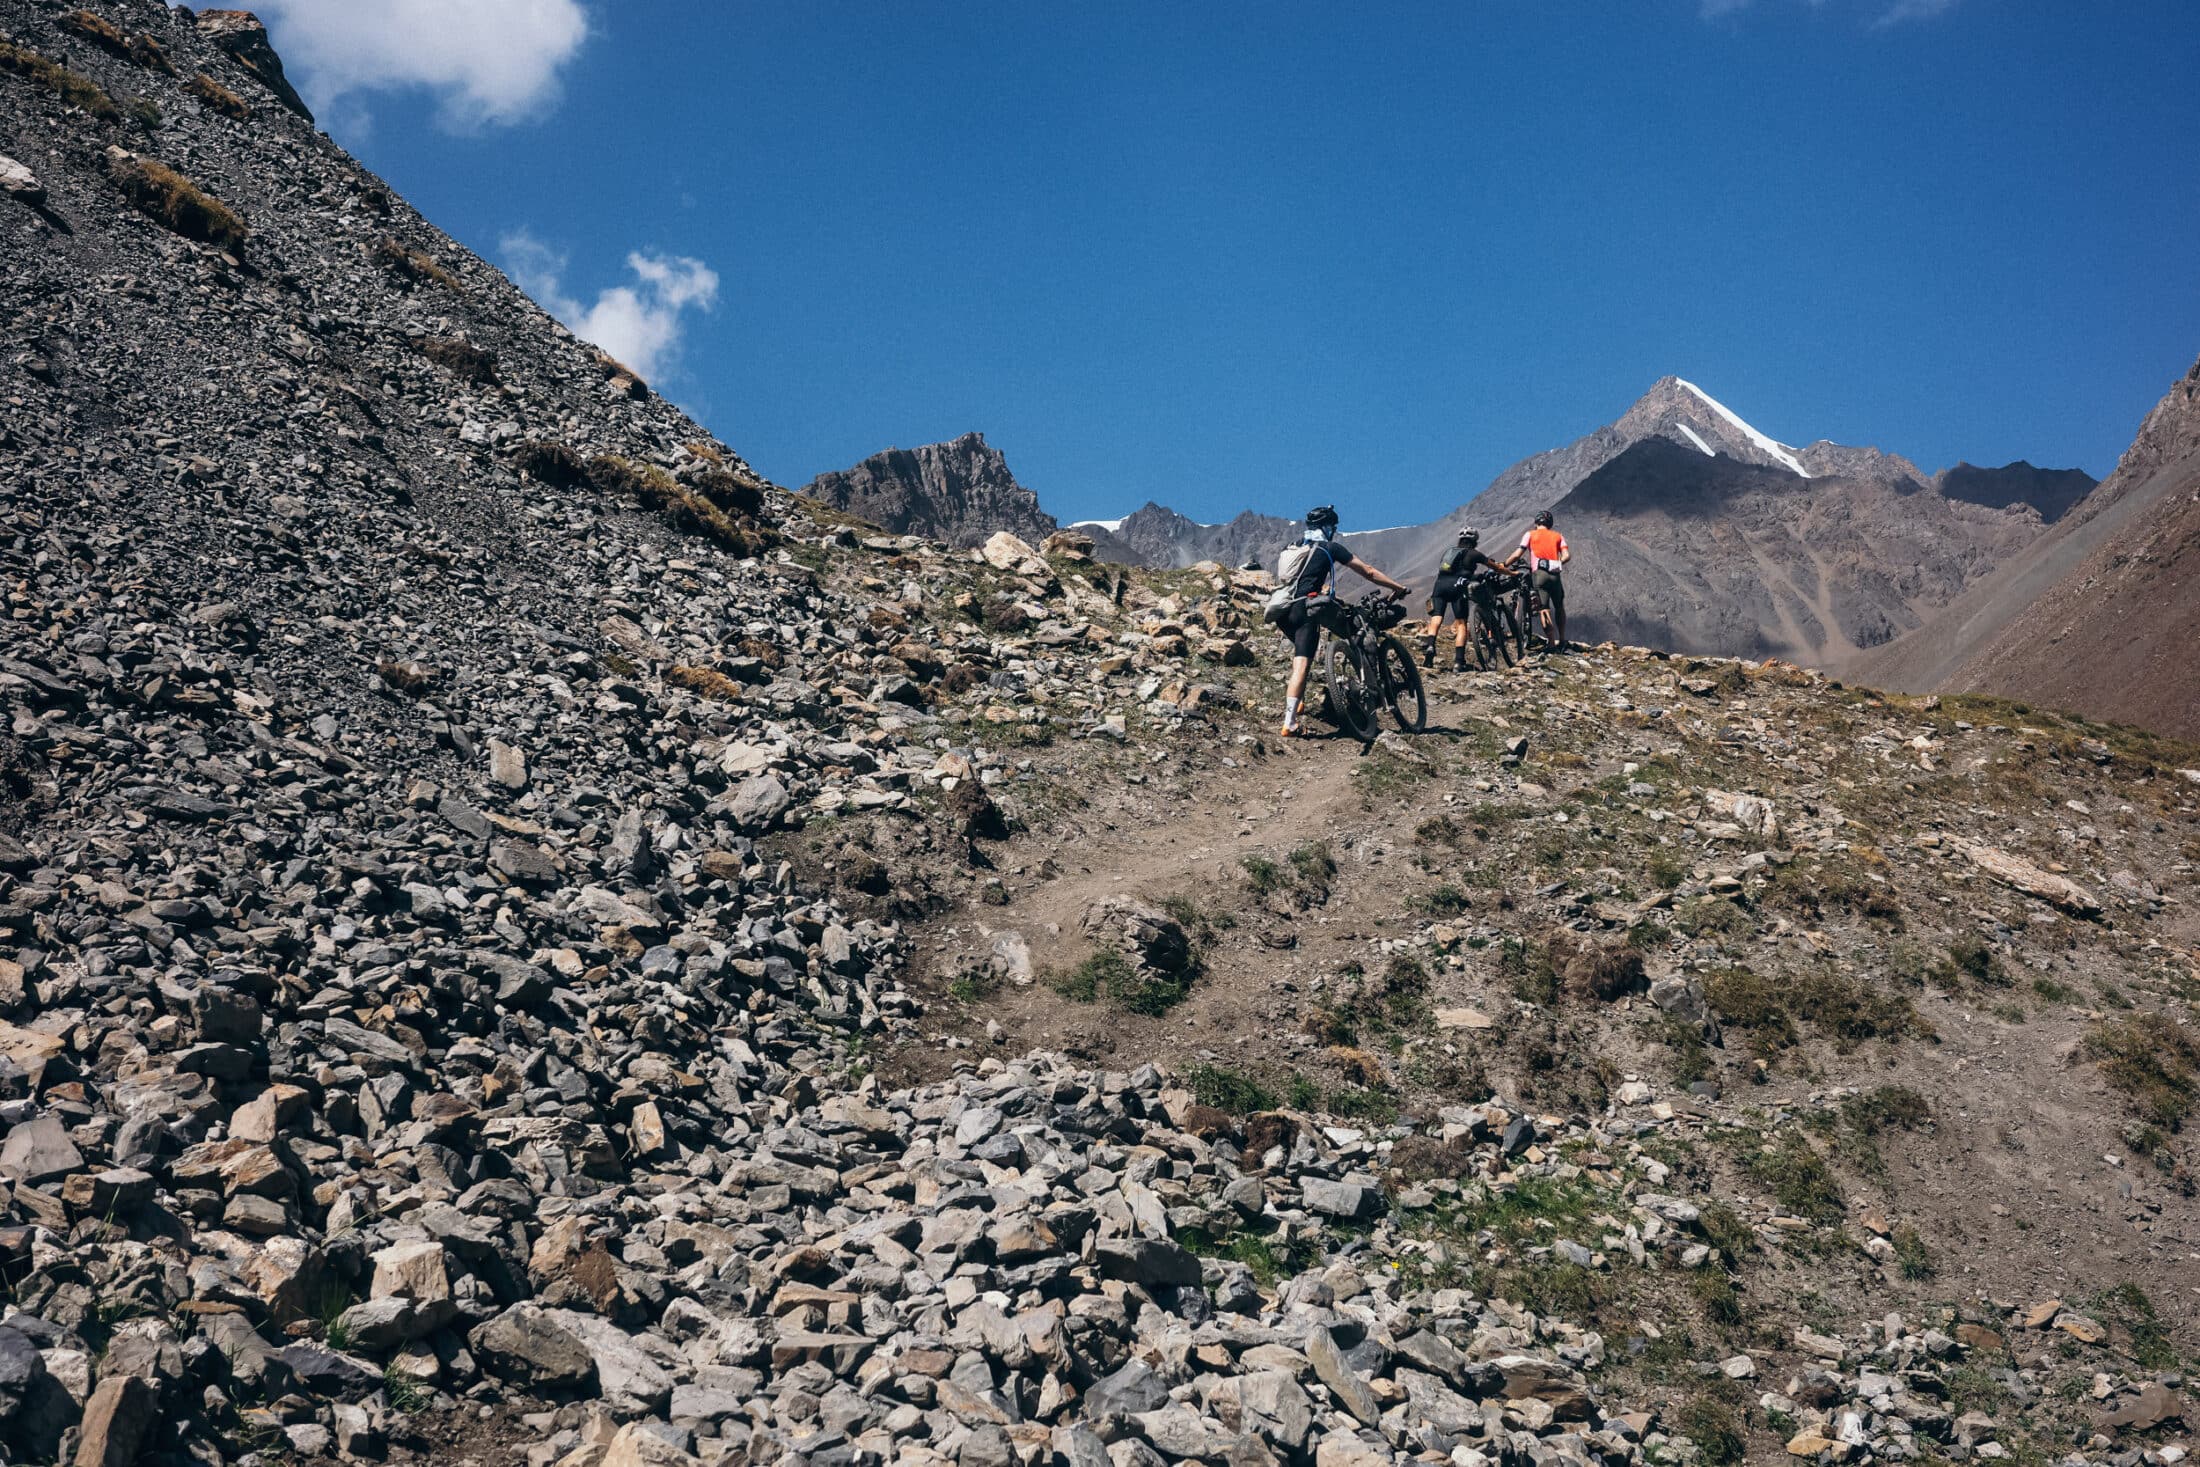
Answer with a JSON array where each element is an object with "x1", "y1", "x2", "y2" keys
[
  {"x1": 1514, "y1": 591, "x2": 1541, "y2": 654},
  {"x1": 1324, "y1": 635, "x2": 1382, "y2": 742},
  {"x1": 1377, "y1": 635, "x2": 1426, "y2": 733}
]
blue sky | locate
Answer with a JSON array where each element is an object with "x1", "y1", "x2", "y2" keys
[{"x1": 261, "y1": 0, "x2": 2198, "y2": 527}]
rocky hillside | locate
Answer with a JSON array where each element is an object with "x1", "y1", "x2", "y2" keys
[
  {"x1": 1859, "y1": 355, "x2": 2200, "y2": 739},
  {"x1": 802, "y1": 432, "x2": 1057, "y2": 549},
  {"x1": 3, "y1": 5, "x2": 2199, "y2": 1467}
]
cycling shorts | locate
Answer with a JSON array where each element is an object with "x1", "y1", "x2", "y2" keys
[
  {"x1": 1278, "y1": 600, "x2": 1325, "y2": 659},
  {"x1": 1532, "y1": 568, "x2": 1565, "y2": 612}
]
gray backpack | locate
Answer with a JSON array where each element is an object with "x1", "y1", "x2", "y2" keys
[{"x1": 1262, "y1": 541, "x2": 1328, "y2": 624}]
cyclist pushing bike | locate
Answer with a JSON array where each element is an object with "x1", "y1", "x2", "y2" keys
[
  {"x1": 1268, "y1": 505, "x2": 1413, "y2": 738},
  {"x1": 1511, "y1": 509, "x2": 1571, "y2": 650},
  {"x1": 1420, "y1": 526, "x2": 1512, "y2": 672}
]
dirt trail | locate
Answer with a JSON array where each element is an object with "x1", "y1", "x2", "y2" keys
[{"x1": 898, "y1": 670, "x2": 1540, "y2": 1074}]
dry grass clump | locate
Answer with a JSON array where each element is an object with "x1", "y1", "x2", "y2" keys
[
  {"x1": 60, "y1": 8, "x2": 172, "y2": 73},
  {"x1": 666, "y1": 665, "x2": 743, "y2": 702},
  {"x1": 593, "y1": 350, "x2": 649, "y2": 399},
  {"x1": 59, "y1": 8, "x2": 128, "y2": 51},
  {"x1": 0, "y1": 38, "x2": 120, "y2": 118},
  {"x1": 688, "y1": 469, "x2": 764, "y2": 518},
  {"x1": 586, "y1": 455, "x2": 776, "y2": 557},
  {"x1": 510, "y1": 441, "x2": 589, "y2": 489},
  {"x1": 187, "y1": 72, "x2": 250, "y2": 119},
  {"x1": 375, "y1": 658, "x2": 438, "y2": 695},
  {"x1": 416, "y1": 335, "x2": 497, "y2": 385},
  {"x1": 108, "y1": 153, "x2": 248, "y2": 252},
  {"x1": 126, "y1": 32, "x2": 174, "y2": 74},
  {"x1": 374, "y1": 235, "x2": 462, "y2": 292}
]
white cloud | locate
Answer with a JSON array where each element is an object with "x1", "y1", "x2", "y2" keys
[
  {"x1": 502, "y1": 233, "x2": 719, "y2": 382},
  {"x1": 1699, "y1": 0, "x2": 1957, "y2": 22},
  {"x1": 1872, "y1": 0, "x2": 1960, "y2": 27},
  {"x1": 251, "y1": 0, "x2": 589, "y2": 128}
]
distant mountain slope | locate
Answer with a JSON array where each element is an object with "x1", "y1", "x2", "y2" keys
[
  {"x1": 803, "y1": 432, "x2": 1055, "y2": 548},
  {"x1": 1073, "y1": 503, "x2": 1301, "y2": 569},
  {"x1": 1857, "y1": 356, "x2": 2200, "y2": 738},
  {"x1": 1546, "y1": 438, "x2": 2045, "y2": 661},
  {"x1": 1935, "y1": 461, "x2": 2098, "y2": 523}
]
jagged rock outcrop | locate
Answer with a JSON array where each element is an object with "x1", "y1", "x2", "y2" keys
[{"x1": 804, "y1": 432, "x2": 1056, "y2": 549}]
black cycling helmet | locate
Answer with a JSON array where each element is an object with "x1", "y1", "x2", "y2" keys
[
  {"x1": 1305, "y1": 505, "x2": 1339, "y2": 532},
  {"x1": 1534, "y1": 510, "x2": 1555, "y2": 528},
  {"x1": 1456, "y1": 526, "x2": 1480, "y2": 545}
]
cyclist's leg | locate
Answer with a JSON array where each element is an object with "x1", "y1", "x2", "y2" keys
[{"x1": 1281, "y1": 608, "x2": 1321, "y2": 731}]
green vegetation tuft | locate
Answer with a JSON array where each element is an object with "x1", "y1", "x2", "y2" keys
[
  {"x1": 1748, "y1": 1134, "x2": 1844, "y2": 1223},
  {"x1": 1186, "y1": 1064, "x2": 1275, "y2": 1114},
  {"x1": 2084, "y1": 1014, "x2": 2199, "y2": 1130},
  {"x1": 1049, "y1": 947, "x2": 1192, "y2": 1016}
]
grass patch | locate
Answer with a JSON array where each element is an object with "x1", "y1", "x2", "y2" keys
[
  {"x1": 0, "y1": 38, "x2": 119, "y2": 117},
  {"x1": 2084, "y1": 1015, "x2": 2200, "y2": 1130},
  {"x1": 1186, "y1": 1064, "x2": 1275, "y2": 1114},
  {"x1": 1177, "y1": 1227, "x2": 1319, "y2": 1287},
  {"x1": 1500, "y1": 936, "x2": 1559, "y2": 1006},
  {"x1": 383, "y1": 1362, "x2": 428, "y2": 1413},
  {"x1": 2089, "y1": 1284, "x2": 2177, "y2": 1371},
  {"x1": 945, "y1": 969, "x2": 999, "y2": 1005},
  {"x1": 108, "y1": 154, "x2": 248, "y2": 252},
  {"x1": 1408, "y1": 884, "x2": 1472, "y2": 916},
  {"x1": 1048, "y1": 947, "x2": 1191, "y2": 1016},
  {"x1": 1698, "y1": 1201, "x2": 1754, "y2": 1259},
  {"x1": 1892, "y1": 1225, "x2": 1935, "y2": 1279},
  {"x1": 1647, "y1": 849, "x2": 1688, "y2": 890},
  {"x1": 1676, "y1": 897, "x2": 1751, "y2": 940},
  {"x1": 1287, "y1": 840, "x2": 1336, "y2": 895},
  {"x1": 1947, "y1": 931, "x2": 2011, "y2": 988},
  {"x1": 1748, "y1": 1134, "x2": 1844, "y2": 1223},
  {"x1": 1415, "y1": 814, "x2": 1468, "y2": 848},
  {"x1": 1707, "y1": 968, "x2": 1927, "y2": 1059},
  {"x1": 1244, "y1": 844, "x2": 1335, "y2": 905},
  {"x1": 1326, "y1": 1085, "x2": 1399, "y2": 1125},
  {"x1": 1676, "y1": 1396, "x2": 1745, "y2": 1467}
]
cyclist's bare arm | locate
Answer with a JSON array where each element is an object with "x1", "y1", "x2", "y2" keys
[{"x1": 1353, "y1": 564, "x2": 1412, "y2": 598}]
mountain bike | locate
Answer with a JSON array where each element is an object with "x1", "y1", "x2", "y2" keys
[
  {"x1": 1322, "y1": 592, "x2": 1425, "y2": 740},
  {"x1": 1511, "y1": 571, "x2": 1556, "y2": 655},
  {"x1": 1464, "y1": 575, "x2": 1521, "y2": 671}
]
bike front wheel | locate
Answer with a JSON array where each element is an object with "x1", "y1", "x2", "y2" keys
[
  {"x1": 1324, "y1": 635, "x2": 1382, "y2": 742},
  {"x1": 1471, "y1": 607, "x2": 1513, "y2": 670},
  {"x1": 1377, "y1": 635, "x2": 1426, "y2": 733}
]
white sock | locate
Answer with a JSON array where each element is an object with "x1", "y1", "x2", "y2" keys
[{"x1": 1284, "y1": 696, "x2": 1301, "y2": 727}]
